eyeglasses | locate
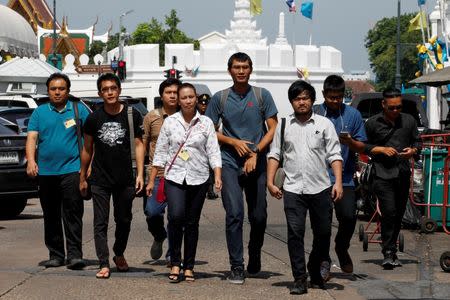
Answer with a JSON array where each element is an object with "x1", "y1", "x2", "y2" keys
[
  {"x1": 325, "y1": 95, "x2": 344, "y2": 101},
  {"x1": 100, "y1": 86, "x2": 119, "y2": 93},
  {"x1": 387, "y1": 105, "x2": 403, "y2": 111}
]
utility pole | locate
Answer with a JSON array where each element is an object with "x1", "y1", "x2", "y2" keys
[
  {"x1": 51, "y1": 0, "x2": 58, "y2": 67},
  {"x1": 118, "y1": 10, "x2": 133, "y2": 61},
  {"x1": 395, "y1": 0, "x2": 401, "y2": 89}
]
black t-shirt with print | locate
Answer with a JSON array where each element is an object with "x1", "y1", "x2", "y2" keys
[{"x1": 84, "y1": 104, "x2": 143, "y2": 187}]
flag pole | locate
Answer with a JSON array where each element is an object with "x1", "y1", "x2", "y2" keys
[
  {"x1": 309, "y1": 20, "x2": 312, "y2": 45},
  {"x1": 418, "y1": 5, "x2": 426, "y2": 45},
  {"x1": 292, "y1": 12, "x2": 296, "y2": 55}
]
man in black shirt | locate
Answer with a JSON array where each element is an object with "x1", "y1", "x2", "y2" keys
[
  {"x1": 79, "y1": 73, "x2": 145, "y2": 279},
  {"x1": 364, "y1": 88, "x2": 419, "y2": 269}
]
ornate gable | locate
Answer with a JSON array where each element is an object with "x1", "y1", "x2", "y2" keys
[{"x1": 7, "y1": 0, "x2": 59, "y2": 33}]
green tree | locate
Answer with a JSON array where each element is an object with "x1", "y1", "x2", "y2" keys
[
  {"x1": 365, "y1": 13, "x2": 423, "y2": 91},
  {"x1": 131, "y1": 9, "x2": 199, "y2": 66},
  {"x1": 88, "y1": 40, "x2": 106, "y2": 64}
]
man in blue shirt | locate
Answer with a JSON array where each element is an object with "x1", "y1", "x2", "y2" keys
[
  {"x1": 206, "y1": 52, "x2": 278, "y2": 284},
  {"x1": 26, "y1": 73, "x2": 90, "y2": 269},
  {"x1": 314, "y1": 75, "x2": 366, "y2": 278}
]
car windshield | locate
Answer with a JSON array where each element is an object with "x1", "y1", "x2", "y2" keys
[
  {"x1": 0, "y1": 100, "x2": 30, "y2": 108},
  {"x1": 0, "y1": 123, "x2": 17, "y2": 135}
]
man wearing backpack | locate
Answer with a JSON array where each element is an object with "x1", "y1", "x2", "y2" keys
[
  {"x1": 206, "y1": 52, "x2": 278, "y2": 284},
  {"x1": 79, "y1": 73, "x2": 145, "y2": 279}
]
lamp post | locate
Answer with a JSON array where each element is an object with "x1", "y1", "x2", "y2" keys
[
  {"x1": 118, "y1": 10, "x2": 133, "y2": 61},
  {"x1": 51, "y1": 0, "x2": 58, "y2": 68},
  {"x1": 395, "y1": 0, "x2": 401, "y2": 90}
]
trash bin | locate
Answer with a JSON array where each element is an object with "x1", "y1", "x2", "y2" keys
[{"x1": 422, "y1": 148, "x2": 450, "y2": 227}]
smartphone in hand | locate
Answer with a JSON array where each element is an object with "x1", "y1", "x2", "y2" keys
[{"x1": 339, "y1": 131, "x2": 350, "y2": 138}]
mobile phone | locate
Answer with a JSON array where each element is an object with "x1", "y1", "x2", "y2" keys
[{"x1": 339, "y1": 131, "x2": 350, "y2": 138}]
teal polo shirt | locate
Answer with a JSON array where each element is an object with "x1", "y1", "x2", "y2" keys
[{"x1": 28, "y1": 101, "x2": 90, "y2": 175}]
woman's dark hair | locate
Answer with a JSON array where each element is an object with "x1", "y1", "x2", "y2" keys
[
  {"x1": 159, "y1": 78, "x2": 182, "y2": 96},
  {"x1": 96, "y1": 73, "x2": 121, "y2": 92},
  {"x1": 178, "y1": 82, "x2": 197, "y2": 95},
  {"x1": 46, "y1": 73, "x2": 71, "y2": 90},
  {"x1": 288, "y1": 80, "x2": 316, "y2": 102}
]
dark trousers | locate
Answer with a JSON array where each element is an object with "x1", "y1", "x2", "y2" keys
[
  {"x1": 372, "y1": 173, "x2": 410, "y2": 254},
  {"x1": 144, "y1": 177, "x2": 168, "y2": 242},
  {"x1": 221, "y1": 165, "x2": 267, "y2": 268},
  {"x1": 38, "y1": 172, "x2": 84, "y2": 261},
  {"x1": 283, "y1": 188, "x2": 333, "y2": 281},
  {"x1": 92, "y1": 185, "x2": 135, "y2": 268},
  {"x1": 165, "y1": 179, "x2": 208, "y2": 270},
  {"x1": 334, "y1": 186, "x2": 357, "y2": 251}
]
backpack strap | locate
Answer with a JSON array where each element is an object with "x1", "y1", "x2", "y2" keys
[
  {"x1": 127, "y1": 106, "x2": 136, "y2": 166},
  {"x1": 219, "y1": 87, "x2": 231, "y2": 117},
  {"x1": 279, "y1": 117, "x2": 286, "y2": 167},
  {"x1": 252, "y1": 86, "x2": 265, "y2": 119},
  {"x1": 73, "y1": 101, "x2": 83, "y2": 156}
]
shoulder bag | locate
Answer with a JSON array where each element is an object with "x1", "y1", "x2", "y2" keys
[{"x1": 274, "y1": 118, "x2": 286, "y2": 189}]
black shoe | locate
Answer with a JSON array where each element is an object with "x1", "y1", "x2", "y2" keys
[
  {"x1": 66, "y1": 258, "x2": 86, "y2": 270},
  {"x1": 290, "y1": 278, "x2": 308, "y2": 295},
  {"x1": 335, "y1": 247, "x2": 354, "y2": 273},
  {"x1": 43, "y1": 258, "x2": 64, "y2": 268},
  {"x1": 150, "y1": 239, "x2": 164, "y2": 260},
  {"x1": 382, "y1": 252, "x2": 395, "y2": 270},
  {"x1": 307, "y1": 261, "x2": 325, "y2": 289},
  {"x1": 309, "y1": 278, "x2": 326, "y2": 289},
  {"x1": 392, "y1": 254, "x2": 402, "y2": 267},
  {"x1": 247, "y1": 251, "x2": 261, "y2": 275},
  {"x1": 228, "y1": 266, "x2": 245, "y2": 284},
  {"x1": 320, "y1": 261, "x2": 331, "y2": 282}
]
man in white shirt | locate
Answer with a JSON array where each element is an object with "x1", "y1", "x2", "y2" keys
[{"x1": 267, "y1": 80, "x2": 343, "y2": 295}]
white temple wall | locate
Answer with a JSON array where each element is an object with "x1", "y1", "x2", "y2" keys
[
  {"x1": 269, "y1": 44, "x2": 293, "y2": 67},
  {"x1": 200, "y1": 44, "x2": 229, "y2": 68},
  {"x1": 295, "y1": 45, "x2": 320, "y2": 69},
  {"x1": 165, "y1": 44, "x2": 194, "y2": 68},
  {"x1": 127, "y1": 44, "x2": 159, "y2": 70}
]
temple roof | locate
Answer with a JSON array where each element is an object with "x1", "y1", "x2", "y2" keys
[
  {"x1": 0, "y1": 56, "x2": 60, "y2": 82},
  {"x1": 7, "y1": 0, "x2": 59, "y2": 32},
  {"x1": 0, "y1": 5, "x2": 38, "y2": 57}
]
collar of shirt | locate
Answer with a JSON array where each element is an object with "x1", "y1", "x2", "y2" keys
[
  {"x1": 173, "y1": 110, "x2": 201, "y2": 126},
  {"x1": 374, "y1": 112, "x2": 403, "y2": 128},
  {"x1": 288, "y1": 112, "x2": 317, "y2": 125},
  {"x1": 48, "y1": 101, "x2": 71, "y2": 113},
  {"x1": 159, "y1": 107, "x2": 169, "y2": 118},
  {"x1": 321, "y1": 103, "x2": 346, "y2": 117}
]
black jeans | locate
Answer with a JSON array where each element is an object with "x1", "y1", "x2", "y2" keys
[
  {"x1": 372, "y1": 173, "x2": 410, "y2": 254},
  {"x1": 165, "y1": 179, "x2": 208, "y2": 270},
  {"x1": 38, "y1": 172, "x2": 84, "y2": 261},
  {"x1": 334, "y1": 186, "x2": 357, "y2": 251},
  {"x1": 92, "y1": 185, "x2": 135, "y2": 268},
  {"x1": 221, "y1": 165, "x2": 267, "y2": 268},
  {"x1": 283, "y1": 188, "x2": 333, "y2": 281}
]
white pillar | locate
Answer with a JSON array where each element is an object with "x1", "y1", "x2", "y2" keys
[
  {"x1": 279, "y1": 12, "x2": 285, "y2": 38},
  {"x1": 427, "y1": 86, "x2": 442, "y2": 129}
]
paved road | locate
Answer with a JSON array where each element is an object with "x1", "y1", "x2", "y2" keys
[{"x1": 1, "y1": 195, "x2": 449, "y2": 299}]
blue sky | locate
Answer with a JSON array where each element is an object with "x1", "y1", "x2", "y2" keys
[{"x1": 1, "y1": 0, "x2": 437, "y2": 72}]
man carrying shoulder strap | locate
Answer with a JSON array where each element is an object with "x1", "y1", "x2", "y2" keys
[{"x1": 206, "y1": 52, "x2": 278, "y2": 284}]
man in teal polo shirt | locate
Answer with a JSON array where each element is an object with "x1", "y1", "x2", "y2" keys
[{"x1": 26, "y1": 73, "x2": 90, "y2": 269}]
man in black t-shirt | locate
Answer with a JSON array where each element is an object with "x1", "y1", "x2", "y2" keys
[{"x1": 79, "y1": 73, "x2": 144, "y2": 279}]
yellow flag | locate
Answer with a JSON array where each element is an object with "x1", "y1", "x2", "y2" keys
[
  {"x1": 250, "y1": 0, "x2": 263, "y2": 15},
  {"x1": 408, "y1": 11, "x2": 427, "y2": 32}
]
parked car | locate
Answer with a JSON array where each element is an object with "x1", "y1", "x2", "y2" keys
[
  {"x1": 0, "y1": 94, "x2": 38, "y2": 109},
  {"x1": 351, "y1": 93, "x2": 427, "y2": 220},
  {"x1": 0, "y1": 107, "x2": 33, "y2": 133},
  {"x1": 0, "y1": 116, "x2": 38, "y2": 217}
]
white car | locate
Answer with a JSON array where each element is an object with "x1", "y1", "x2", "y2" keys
[{"x1": 0, "y1": 95, "x2": 38, "y2": 109}]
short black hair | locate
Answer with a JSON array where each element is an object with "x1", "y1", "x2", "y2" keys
[
  {"x1": 227, "y1": 52, "x2": 253, "y2": 70},
  {"x1": 97, "y1": 73, "x2": 121, "y2": 92},
  {"x1": 382, "y1": 87, "x2": 402, "y2": 99},
  {"x1": 178, "y1": 82, "x2": 197, "y2": 95},
  {"x1": 159, "y1": 78, "x2": 182, "y2": 96},
  {"x1": 288, "y1": 80, "x2": 316, "y2": 102},
  {"x1": 323, "y1": 74, "x2": 345, "y2": 94},
  {"x1": 46, "y1": 73, "x2": 71, "y2": 90}
]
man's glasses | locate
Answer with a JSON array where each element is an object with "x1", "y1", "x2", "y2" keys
[
  {"x1": 100, "y1": 86, "x2": 119, "y2": 93},
  {"x1": 325, "y1": 95, "x2": 344, "y2": 101},
  {"x1": 387, "y1": 105, "x2": 403, "y2": 111}
]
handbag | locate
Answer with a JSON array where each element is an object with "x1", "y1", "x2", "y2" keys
[
  {"x1": 155, "y1": 118, "x2": 200, "y2": 203},
  {"x1": 274, "y1": 118, "x2": 286, "y2": 189},
  {"x1": 359, "y1": 160, "x2": 373, "y2": 188},
  {"x1": 73, "y1": 100, "x2": 92, "y2": 201}
]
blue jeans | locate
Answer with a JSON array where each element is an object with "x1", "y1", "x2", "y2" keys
[
  {"x1": 221, "y1": 165, "x2": 267, "y2": 268},
  {"x1": 144, "y1": 177, "x2": 168, "y2": 243}
]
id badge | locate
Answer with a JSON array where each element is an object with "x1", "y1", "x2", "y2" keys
[
  {"x1": 178, "y1": 149, "x2": 190, "y2": 161},
  {"x1": 64, "y1": 119, "x2": 76, "y2": 129}
]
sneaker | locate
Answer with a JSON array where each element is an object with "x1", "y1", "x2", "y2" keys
[
  {"x1": 150, "y1": 239, "x2": 164, "y2": 260},
  {"x1": 392, "y1": 254, "x2": 402, "y2": 267},
  {"x1": 247, "y1": 251, "x2": 261, "y2": 275},
  {"x1": 290, "y1": 278, "x2": 308, "y2": 295},
  {"x1": 382, "y1": 252, "x2": 395, "y2": 270},
  {"x1": 66, "y1": 258, "x2": 86, "y2": 270},
  {"x1": 228, "y1": 267, "x2": 245, "y2": 284},
  {"x1": 43, "y1": 258, "x2": 64, "y2": 268},
  {"x1": 320, "y1": 261, "x2": 331, "y2": 282},
  {"x1": 335, "y1": 247, "x2": 354, "y2": 273}
]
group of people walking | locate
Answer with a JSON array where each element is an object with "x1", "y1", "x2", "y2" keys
[{"x1": 25, "y1": 51, "x2": 419, "y2": 295}]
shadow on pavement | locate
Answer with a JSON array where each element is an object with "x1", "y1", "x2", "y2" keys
[
  {"x1": 0, "y1": 214, "x2": 43, "y2": 220},
  {"x1": 143, "y1": 259, "x2": 208, "y2": 266}
]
